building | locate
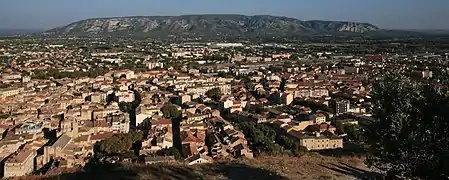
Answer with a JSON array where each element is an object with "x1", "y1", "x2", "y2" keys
[
  {"x1": 305, "y1": 123, "x2": 337, "y2": 134},
  {"x1": 185, "y1": 154, "x2": 213, "y2": 165},
  {"x1": 14, "y1": 122, "x2": 44, "y2": 135},
  {"x1": 0, "y1": 87, "x2": 24, "y2": 98},
  {"x1": 2, "y1": 73, "x2": 22, "y2": 80},
  {"x1": 113, "y1": 70, "x2": 135, "y2": 80},
  {"x1": 294, "y1": 88, "x2": 329, "y2": 98},
  {"x1": 91, "y1": 93, "x2": 106, "y2": 104},
  {"x1": 135, "y1": 113, "x2": 152, "y2": 128},
  {"x1": 178, "y1": 94, "x2": 191, "y2": 105},
  {"x1": 290, "y1": 131, "x2": 343, "y2": 151},
  {"x1": 335, "y1": 100, "x2": 350, "y2": 115},
  {"x1": 309, "y1": 113, "x2": 326, "y2": 124},
  {"x1": 116, "y1": 90, "x2": 135, "y2": 103},
  {"x1": 185, "y1": 83, "x2": 231, "y2": 96},
  {"x1": 3, "y1": 149, "x2": 36, "y2": 177},
  {"x1": 40, "y1": 134, "x2": 72, "y2": 168},
  {"x1": 422, "y1": 70, "x2": 433, "y2": 78},
  {"x1": 60, "y1": 117, "x2": 79, "y2": 138},
  {"x1": 105, "y1": 113, "x2": 130, "y2": 133},
  {"x1": 208, "y1": 43, "x2": 243, "y2": 48},
  {"x1": 147, "y1": 62, "x2": 164, "y2": 70},
  {"x1": 281, "y1": 93, "x2": 294, "y2": 105}
]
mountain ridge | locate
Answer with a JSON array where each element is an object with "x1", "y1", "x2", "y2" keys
[{"x1": 45, "y1": 14, "x2": 381, "y2": 37}]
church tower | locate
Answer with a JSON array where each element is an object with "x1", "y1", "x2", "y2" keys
[{"x1": 60, "y1": 117, "x2": 78, "y2": 138}]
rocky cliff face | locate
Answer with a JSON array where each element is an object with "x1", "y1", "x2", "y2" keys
[{"x1": 46, "y1": 15, "x2": 380, "y2": 37}]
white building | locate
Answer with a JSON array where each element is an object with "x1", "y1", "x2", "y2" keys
[{"x1": 147, "y1": 62, "x2": 164, "y2": 70}]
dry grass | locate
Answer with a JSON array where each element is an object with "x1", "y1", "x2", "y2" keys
[
  {"x1": 237, "y1": 154, "x2": 379, "y2": 180},
  {"x1": 16, "y1": 154, "x2": 380, "y2": 180}
]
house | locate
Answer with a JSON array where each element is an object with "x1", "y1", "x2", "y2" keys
[
  {"x1": 221, "y1": 99, "x2": 233, "y2": 109},
  {"x1": 185, "y1": 154, "x2": 213, "y2": 165},
  {"x1": 3, "y1": 149, "x2": 36, "y2": 177},
  {"x1": 41, "y1": 134, "x2": 72, "y2": 167},
  {"x1": 0, "y1": 87, "x2": 24, "y2": 98},
  {"x1": 275, "y1": 114, "x2": 293, "y2": 123},
  {"x1": 14, "y1": 122, "x2": 44, "y2": 135},
  {"x1": 151, "y1": 117, "x2": 172, "y2": 130},
  {"x1": 289, "y1": 130, "x2": 343, "y2": 151},
  {"x1": 181, "y1": 132, "x2": 204, "y2": 146},
  {"x1": 309, "y1": 113, "x2": 326, "y2": 124},
  {"x1": 305, "y1": 123, "x2": 337, "y2": 134},
  {"x1": 281, "y1": 93, "x2": 294, "y2": 105},
  {"x1": 135, "y1": 113, "x2": 152, "y2": 128}
]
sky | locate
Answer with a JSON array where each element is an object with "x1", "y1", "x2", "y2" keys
[{"x1": 0, "y1": 0, "x2": 448, "y2": 30}]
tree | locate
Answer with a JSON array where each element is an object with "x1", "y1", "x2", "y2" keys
[
  {"x1": 292, "y1": 99, "x2": 333, "y2": 112},
  {"x1": 205, "y1": 87, "x2": 221, "y2": 101},
  {"x1": 365, "y1": 74, "x2": 449, "y2": 179},
  {"x1": 97, "y1": 131, "x2": 143, "y2": 155},
  {"x1": 66, "y1": 105, "x2": 73, "y2": 112},
  {"x1": 118, "y1": 102, "x2": 134, "y2": 113},
  {"x1": 156, "y1": 147, "x2": 182, "y2": 160},
  {"x1": 279, "y1": 78, "x2": 287, "y2": 92},
  {"x1": 238, "y1": 121, "x2": 283, "y2": 155},
  {"x1": 161, "y1": 103, "x2": 181, "y2": 119},
  {"x1": 289, "y1": 54, "x2": 299, "y2": 60}
]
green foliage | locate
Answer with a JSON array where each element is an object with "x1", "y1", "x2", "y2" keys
[
  {"x1": 279, "y1": 78, "x2": 287, "y2": 92},
  {"x1": 277, "y1": 135, "x2": 308, "y2": 156},
  {"x1": 205, "y1": 87, "x2": 221, "y2": 101},
  {"x1": 365, "y1": 74, "x2": 449, "y2": 179},
  {"x1": 202, "y1": 55, "x2": 228, "y2": 61},
  {"x1": 156, "y1": 147, "x2": 182, "y2": 160},
  {"x1": 343, "y1": 124, "x2": 363, "y2": 142},
  {"x1": 161, "y1": 103, "x2": 181, "y2": 119},
  {"x1": 246, "y1": 104, "x2": 264, "y2": 114},
  {"x1": 237, "y1": 121, "x2": 283, "y2": 155},
  {"x1": 0, "y1": 114, "x2": 10, "y2": 119},
  {"x1": 118, "y1": 102, "x2": 134, "y2": 113},
  {"x1": 289, "y1": 54, "x2": 299, "y2": 60},
  {"x1": 97, "y1": 131, "x2": 144, "y2": 155},
  {"x1": 292, "y1": 99, "x2": 333, "y2": 113}
]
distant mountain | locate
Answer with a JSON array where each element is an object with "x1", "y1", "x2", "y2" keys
[
  {"x1": 0, "y1": 29, "x2": 42, "y2": 36},
  {"x1": 45, "y1": 14, "x2": 380, "y2": 37}
]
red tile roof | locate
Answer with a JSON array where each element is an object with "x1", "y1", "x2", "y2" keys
[
  {"x1": 90, "y1": 132, "x2": 115, "y2": 141},
  {"x1": 182, "y1": 133, "x2": 203, "y2": 143},
  {"x1": 152, "y1": 118, "x2": 172, "y2": 125}
]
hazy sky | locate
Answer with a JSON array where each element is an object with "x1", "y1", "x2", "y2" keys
[{"x1": 0, "y1": 0, "x2": 448, "y2": 30}]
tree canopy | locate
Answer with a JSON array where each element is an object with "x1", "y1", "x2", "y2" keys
[
  {"x1": 365, "y1": 74, "x2": 449, "y2": 179},
  {"x1": 156, "y1": 147, "x2": 182, "y2": 160},
  {"x1": 161, "y1": 103, "x2": 181, "y2": 119},
  {"x1": 279, "y1": 78, "x2": 287, "y2": 92},
  {"x1": 205, "y1": 87, "x2": 221, "y2": 101},
  {"x1": 97, "y1": 131, "x2": 143, "y2": 155},
  {"x1": 237, "y1": 121, "x2": 283, "y2": 155},
  {"x1": 292, "y1": 98, "x2": 333, "y2": 113}
]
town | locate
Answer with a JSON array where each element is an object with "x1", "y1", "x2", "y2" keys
[{"x1": 0, "y1": 36, "x2": 447, "y2": 178}]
